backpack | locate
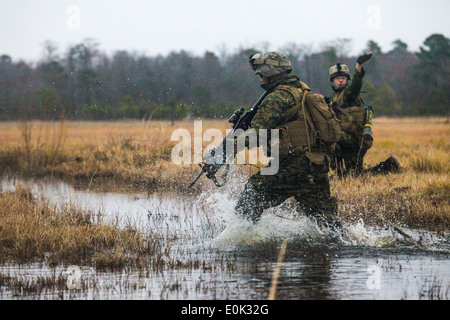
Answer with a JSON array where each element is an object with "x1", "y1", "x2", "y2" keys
[
  {"x1": 278, "y1": 82, "x2": 341, "y2": 155},
  {"x1": 303, "y1": 91, "x2": 342, "y2": 146}
]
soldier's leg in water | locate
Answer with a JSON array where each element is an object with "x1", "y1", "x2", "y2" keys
[
  {"x1": 293, "y1": 165, "x2": 341, "y2": 230},
  {"x1": 296, "y1": 192, "x2": 341, "y2": 230},
  {"x1": 235, "y1": 173, "x2": 289, "y2": 223}
]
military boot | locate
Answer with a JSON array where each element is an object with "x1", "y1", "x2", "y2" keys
[{"x1": 368, "y1": 156, "x2": 403, "y2": 175}]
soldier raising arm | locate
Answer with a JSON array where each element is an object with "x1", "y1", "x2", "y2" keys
[
  {"x1": 328, "y1": 53, "x2": 373, "y2": 177},
  {"x1": 330, "y1": 53, "x2": 372, "y2": 109}
]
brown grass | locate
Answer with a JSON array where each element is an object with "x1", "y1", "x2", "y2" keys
[
  {"x1": 332, "y1": 172, "x2": 449, "y2": 231},
  {"x1": 0, "y1": 120, "x2": 197, "y2": 192},
  {"x1": 332, "y1": 117, "x2": 449, "y2": 230}
]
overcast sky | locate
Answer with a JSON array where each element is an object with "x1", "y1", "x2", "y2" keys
[{"x1": 1, "y1": 0, "x2": 449, "y2": 62}]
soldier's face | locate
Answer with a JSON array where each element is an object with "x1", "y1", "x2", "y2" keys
[
  {"x1": 333, "y1": 76, "x2": 347, "y2": 89},
  {"x1": 259, "y1": 74, "x2": 269, "y2": 86}
]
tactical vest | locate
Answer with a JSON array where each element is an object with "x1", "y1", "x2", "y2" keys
[
  {"x1": 275, "y1": 82, "x2": 340, "y2": 165},
  {"x1": 332, "y1": 93, "x2": 365, "y2": 136},
  {"x1": 331, "y1": 92, "x2": 374, "y2": 150}
]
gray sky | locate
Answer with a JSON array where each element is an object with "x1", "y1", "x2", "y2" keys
[{"x1": 1, "y1": 0, "x2": 449, "y2": 62}]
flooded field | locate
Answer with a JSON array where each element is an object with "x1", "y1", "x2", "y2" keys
[{"x1": 0, "y1": 176, "x2": 449, "y2": 300}]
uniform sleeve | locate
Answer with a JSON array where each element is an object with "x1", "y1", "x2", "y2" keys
[
  {"x1": 343, "y1": 67, "x2": 365, "y2": 103},
  {"x1": 251, "y1": 90, "x2": 295, "y2": 130}
]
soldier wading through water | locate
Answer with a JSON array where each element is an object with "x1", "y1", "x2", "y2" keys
[{"x1": 234, "y1": 51, "x2": 343, "y2": 231}]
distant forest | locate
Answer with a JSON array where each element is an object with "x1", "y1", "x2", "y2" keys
[{"x1": 0, "y1": 33, "x2": 448, "y2": 120}]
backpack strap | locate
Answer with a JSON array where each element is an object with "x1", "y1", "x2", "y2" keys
[
  {"x1": 300, "y1": 89, "x2": 313, "y2": 157},
  {"x1": 276, "y1": 85, "x2": 309, "y2": 120},
  {"x1": 276, "y1": 85, "x2": 302, "y2": 120}
]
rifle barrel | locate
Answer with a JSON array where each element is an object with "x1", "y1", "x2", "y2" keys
[{"x1": 189, "y1": 171, "x2": 204, "y2": 188}]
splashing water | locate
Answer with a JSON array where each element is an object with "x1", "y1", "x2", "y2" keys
[
  {"x1": 194, "y1": 168, "x2": 449, "y2": 252},
  {"x1": 195, "y1": 168, "x2": 347, "y2": 247}
]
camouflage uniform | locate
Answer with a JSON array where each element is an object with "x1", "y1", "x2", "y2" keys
[
  {"x1": 235, "y1": 52, "x2": 338, "y2": 227},
  {"x1": 329, "y1": 67, "x2": 372, "y2": 177}
]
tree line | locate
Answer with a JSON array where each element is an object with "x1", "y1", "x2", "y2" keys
[{"x1": 0, "y1": 33, "x2": 448, "y2": 121}]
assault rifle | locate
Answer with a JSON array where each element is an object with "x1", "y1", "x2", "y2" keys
[{"x1": 189, "y1": 90, "x2": 270, "y2": 188}]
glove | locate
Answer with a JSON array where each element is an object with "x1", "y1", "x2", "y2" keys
[{"x1": 357, "y1": 52, "x2": 373, "y2": 65}]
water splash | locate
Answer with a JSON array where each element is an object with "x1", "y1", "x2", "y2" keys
[
  {"x1": 345, "y1": 220, "x2": 396, "y2": 247},
  {"x1": 195, "y1": 169, "x2": 449, "y2": 252},
  {"x1": 195, "y1": 169, "x2": 347, "y2": 247},
  {"x1": 213, "y1": 212, "x2": 329, "y2": 246}
]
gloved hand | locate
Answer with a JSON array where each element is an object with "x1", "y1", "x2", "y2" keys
[{"x1": 357, "y1": 52, "x2": 373, "y2": 65}]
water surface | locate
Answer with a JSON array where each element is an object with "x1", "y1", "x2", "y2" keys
[{"x1": 0, "y1": 176, "x2": 448, "y2": 300}]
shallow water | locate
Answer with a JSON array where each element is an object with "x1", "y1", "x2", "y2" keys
[{"x1": 0, "y1": 176, "x2": 449, "y2": 300}]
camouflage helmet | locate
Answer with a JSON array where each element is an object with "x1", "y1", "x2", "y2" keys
[
  {"x1": 329, "y1": 63, "x2": 351, "y2": 82},
  {"x1": 249, "y1": 51, "x2": 292, "y2": 78}
]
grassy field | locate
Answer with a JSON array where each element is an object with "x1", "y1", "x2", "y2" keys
[
  {"x1": 0, "y1": 117, "x2": 449, "y2": 232},
  {"x1": 332, "y1": 117, "x2": 449, "y2": 230}
]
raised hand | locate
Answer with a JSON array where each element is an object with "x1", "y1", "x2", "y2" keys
[{"x1": 357, "y1": 52, "x2": 373, "y2": 65}]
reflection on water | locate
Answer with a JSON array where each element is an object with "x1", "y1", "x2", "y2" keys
[
  {"x1": 0, "y1": 248, "x2": 448, "y2": 300},
  {"x1": 0, "y1": 176, "x2": 449, "y2": 300}
]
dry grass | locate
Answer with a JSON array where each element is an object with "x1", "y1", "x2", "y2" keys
[
  {"x1": 333, "y1": 172, "x2": 449, "y2": 231},
  {"x1": 332, "y1": 117, "x2": 449, "y2": 230},
  {"x1": 0, "y1": 117, "x2": 449, "y2": 230},
  {"x1": 0, "y1": 120, "x2": 199, "y2": 192},
  {"x1": 362, "y1": 117, "x2": 449, "y2": 173}
]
